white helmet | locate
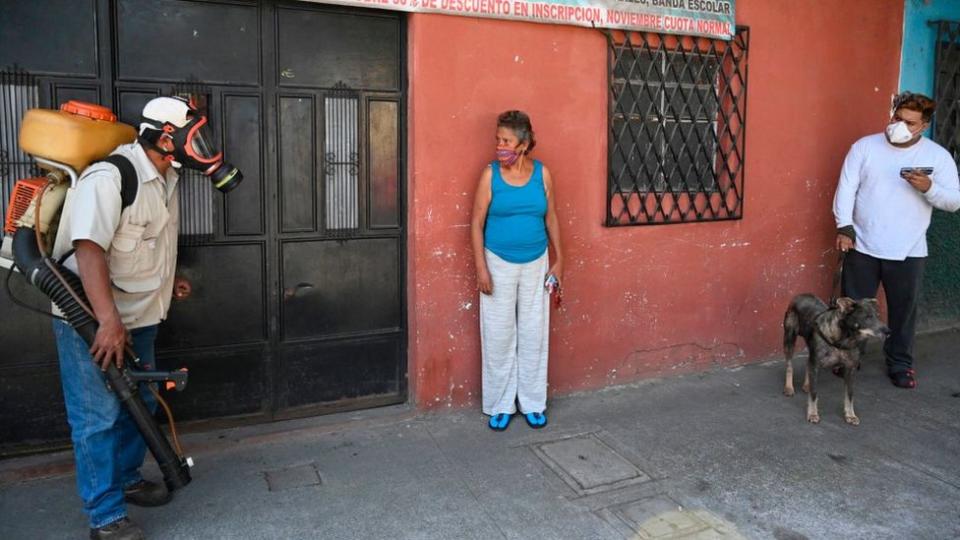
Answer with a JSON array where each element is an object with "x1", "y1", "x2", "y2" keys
[{"x1": 139, "y1": 96, "x2": 192, "y2": 136}]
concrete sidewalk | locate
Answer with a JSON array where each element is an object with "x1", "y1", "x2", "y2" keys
[{"x1": 2, "y1": 330, "x2": 959, "y2": 540}]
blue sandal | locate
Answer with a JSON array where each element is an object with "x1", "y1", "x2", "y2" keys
[
  {"x1": 524, "y1": 412, "x2": 547, "y2": 429},
  {"x1": 488, "y1": 413, "x2": 512, "y2": 431}
]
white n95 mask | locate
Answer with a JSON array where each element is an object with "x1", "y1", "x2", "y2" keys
[{"x1": 885, "y1": 121, "x2": 913, "y2": 144}]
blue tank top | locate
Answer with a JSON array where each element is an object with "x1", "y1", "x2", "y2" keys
[{"x1": 484, "y1": 160, "x2": 548, "y2": 263}]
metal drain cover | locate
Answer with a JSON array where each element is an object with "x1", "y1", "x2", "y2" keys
[
  {"x1": 263, "y1": 463, "x2": 322, "y2": 492},
  {"x1": 598, "y1": 496, "x2": 747, "y2": 539},
  {"x1": 533, "y1": 433, "x2": 650, "y2": 495}
]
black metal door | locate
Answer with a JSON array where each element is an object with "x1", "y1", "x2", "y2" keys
[
  {"x1": 933, "y1": 20, "x2": 960, "y2": 165},
  {"x1": 0, "y1": 0, "x2": 406, "y2": 451}
]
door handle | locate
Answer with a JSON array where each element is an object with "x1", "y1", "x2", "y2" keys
[{"x1": 283, "y1": 282, "x2": 314, "y2": 300}]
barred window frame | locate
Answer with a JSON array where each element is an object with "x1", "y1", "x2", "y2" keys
[{"x1": 606, "y1": 28, "x2": 750, "y2": 226}]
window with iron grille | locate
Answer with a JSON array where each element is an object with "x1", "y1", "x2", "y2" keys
[{"x1": 606, "y1": 28, "x2": 749, "y2": 226}]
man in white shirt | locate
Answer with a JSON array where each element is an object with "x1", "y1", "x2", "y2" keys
[
  {"x1": 52, "y1": 97, "x2": 198, "y2": 540},
  {"x1": 833, "y1": 92, "x2": 960, "y2": 389}
]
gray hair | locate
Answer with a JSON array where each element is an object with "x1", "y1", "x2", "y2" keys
[{"x1": 497, "y1": 110, "x2": 536, "y2": 154}]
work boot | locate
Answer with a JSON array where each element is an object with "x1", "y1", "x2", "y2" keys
[
  {"x1": 123, "y1": 479, "x2": 172, "y2": 507},
  {"x1": 89, "y1": 517, "x2": 145, "y2": 540}
]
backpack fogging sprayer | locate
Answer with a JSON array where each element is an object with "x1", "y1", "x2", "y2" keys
[{"x1": 0, "y1": 101, "x2": 192, "y2": 491}]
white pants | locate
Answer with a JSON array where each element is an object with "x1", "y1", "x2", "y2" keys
[{"x1": 480, "y1": 249, "x2": 550, "y2": 415}]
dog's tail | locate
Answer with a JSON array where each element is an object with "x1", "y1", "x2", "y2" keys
[{"x1": 783, "y1": 306, "x2": 799, "y2": 361}]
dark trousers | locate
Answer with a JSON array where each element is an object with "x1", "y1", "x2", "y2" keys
[{"x1": 841, "y1": 250, "x2": 925, "y2": 375}]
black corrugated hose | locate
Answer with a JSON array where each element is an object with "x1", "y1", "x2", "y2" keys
[{"x1": 11, "y1": 227, "x2": 191, "y2": 492}]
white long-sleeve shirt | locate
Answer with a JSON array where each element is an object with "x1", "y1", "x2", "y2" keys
[{"x1": 833, "y1": 133, "x2": 960, "y2": 260}]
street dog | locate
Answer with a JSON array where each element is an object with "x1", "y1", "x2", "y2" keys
[{"x1": 782, "y1": 294, "x2": 890, "y2": 425}]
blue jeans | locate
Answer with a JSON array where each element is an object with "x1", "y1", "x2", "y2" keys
[{"x1": 53, "y1": 319, "x2": 158, "y2": 529}]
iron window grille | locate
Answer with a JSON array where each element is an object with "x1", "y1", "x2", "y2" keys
[
  {"x1": 933, "y1": 20, "x2": 960, "y2": 168},
  {"x1": 0, "y1": 67, "x2": 40, "y2": 224},
  {"x1": 323, "y1": 81, "x2": 361, "y2": 236},
  {"x1": 172, "y1": 80, "x2": 216, "y2": 245},
  {"x1": 606, "y1": 28, "x2": 749, "y2": 226}
]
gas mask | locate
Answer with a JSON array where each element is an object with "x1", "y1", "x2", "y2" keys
[{"x1": 139, "y1": 96, "x2": 243, "y2": 193}]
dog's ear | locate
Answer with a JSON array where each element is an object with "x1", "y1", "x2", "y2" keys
[
  {"x1": 860, "y1": 298, "x2": 880, "y2": 310},
  {"x1": 835, "y1": 297, "x2": 855, "y2": 312}
]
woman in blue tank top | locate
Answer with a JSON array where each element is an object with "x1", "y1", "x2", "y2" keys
[{"x1": 470, "y1": 110, "x2": 564, "y2": 431}]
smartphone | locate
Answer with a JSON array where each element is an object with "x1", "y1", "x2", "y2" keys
[{"x1": 900, "y1": 167, "x2": 934, "y2": 178}]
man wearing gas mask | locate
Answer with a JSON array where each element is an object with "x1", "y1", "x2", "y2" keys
[
  {"x1": 832, "y1": 92, "x2": 960, "y2": 390},
  {"x1": 50, "y1": 96, "x2": 241, "y2": 540}
]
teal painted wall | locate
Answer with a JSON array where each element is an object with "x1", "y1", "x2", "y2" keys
[
  {"x1": 901, "y1": 0, "x2": 960, "y2": 328},
  {"x1": 900, "y1": 0, "x2": 959, "y2": 94}
]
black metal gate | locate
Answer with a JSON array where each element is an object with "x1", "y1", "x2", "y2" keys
[
  {"x1": 920, "y1": 20, "x2": 960, "y2": 328},
  {"x1": 0, "y1": 0, "x2": 407, "y2": 452},
  {"x1": 933, "y1": 20, "x2": 960, "y2": 166}
]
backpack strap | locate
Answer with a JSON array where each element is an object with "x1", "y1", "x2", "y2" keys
[
  {"x1": 54, "y1": 155, "x2": 139, "y2": 265},
  {"x1": 98, "y1": 154, "x2": 139, "y2": 211}
]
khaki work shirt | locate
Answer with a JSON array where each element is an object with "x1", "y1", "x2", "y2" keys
[{"x1": 52, "y1": 143, "x2": 180, "y2": 329}]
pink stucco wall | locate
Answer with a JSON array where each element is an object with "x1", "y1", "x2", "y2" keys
[{"x1": 406, "y1": 1, "x2": 905, "y2": 407}]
